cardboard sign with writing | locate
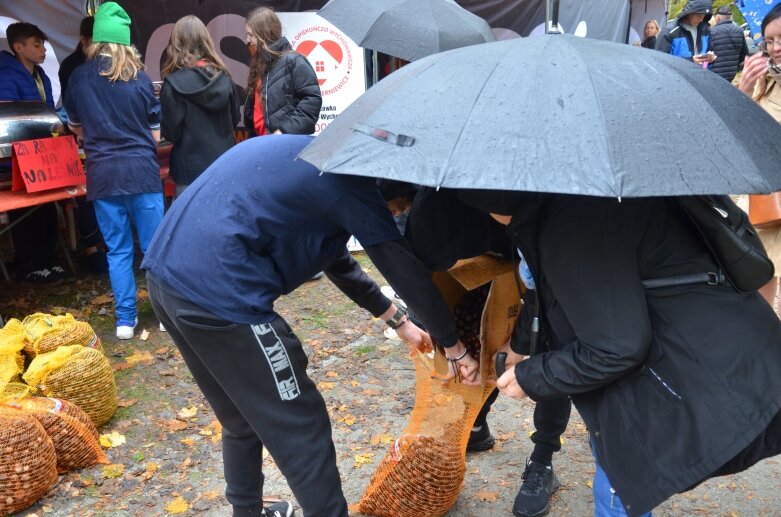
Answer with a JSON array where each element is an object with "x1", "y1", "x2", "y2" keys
[{"x1": 11, "y1": 136, "x2": 85, "y2": 193}]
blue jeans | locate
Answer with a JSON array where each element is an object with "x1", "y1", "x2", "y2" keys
[
  {"x1": 93, "y1": 193, "x2": 163, "y2": 324},
  {"x1": 591, "y1": 438, "x2": 652, "y2": 517}
]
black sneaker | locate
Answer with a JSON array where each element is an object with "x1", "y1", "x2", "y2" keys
[
  {"x1": 263, "y1": 501, "x2": 295, "y2": 517},
  {"x1": 21, "y1": 268, "x2": 62, "y2": 286},
  {"x1": 466, "y1": 423, "x2": 496, "y2": 452},
  {"x1": 50, "y1": 265, "x2": 75, "y2": 283},
  {"x1": 513, "y1": 459, "x2": 560, "y2": 517}
]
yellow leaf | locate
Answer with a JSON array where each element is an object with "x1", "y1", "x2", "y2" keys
[
  {"x1": 326, "y1": 371, "x2": 339, "y2": 378},
  {"x1": 126, "y1": 350, "x2": 155, "y2": 366},
  {"x1": 350, "y1": 380, "x2": 360, "y2": 387},
  {"x1": 102, "y1": 463, "x2": 125, "y2": 479},
  {"x1": 337, "y1": 414, "x2": 356, "y2": 426},
  {"x1": 204, "y1": 490, "x2": 220, "y2": 500},
  {"x1": 318, "y1": 381, "x2": 335, "y2": 391},
  {"x1": 99, "y1": 431, "x2": 126, "y2": 448},
  {"x1": 166, "y1": 496, "x2": 189, "y2": 514},
  {"x1": 370, "y1": 434, "x2": 394, "y2": 445},
  {"x1": 475, "y1": 491, "x2": 499, "y2": 502},
  {"x1": 181, "y1": 438, "x2": 195, "y2": 446},
  {"x1": 177, "y1": 405, "x2": 198, "y2": 419},
  {"x1": 354, "y1": 452, "x2": 375, "y2": 466},
  {"x1": 587, "y1": 479, "x2": 593, "y2": 488}
]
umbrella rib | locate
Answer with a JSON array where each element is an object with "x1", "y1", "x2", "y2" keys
[{"x1": 438, "y1": 58, "x2": 504, "y2": 188}]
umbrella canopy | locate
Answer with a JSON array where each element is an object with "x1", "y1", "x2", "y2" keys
[
  {"x1": 737, "y1": 0, "x2": 779, "y2": 38},
  {"x1": 300, "y1": 35, "x2": 781, "y2": 197},
  {"x1": 317, "y1": 0, "x2": 496, "y2": 62}
]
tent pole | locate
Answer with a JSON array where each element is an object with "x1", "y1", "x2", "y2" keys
[{"x1": 547, "y1": 0, "x2": 561, "y2": 34}]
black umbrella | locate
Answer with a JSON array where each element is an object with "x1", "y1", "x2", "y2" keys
[
  {"x1": 317, "y1": 0, "x2": 496, "y2": 62},
  {"x1": 300, "y1": 35, "x2": 781, "y2": 197}
]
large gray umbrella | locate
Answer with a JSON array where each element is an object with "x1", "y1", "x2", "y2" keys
[
  {"x1": 300, "y1": 35, "x2": 781, "y2": 197},
  {"x1": 317, "y1": 0, "x2": 496, "y2": 62}
]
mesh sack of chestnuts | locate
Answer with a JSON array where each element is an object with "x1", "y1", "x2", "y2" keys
[
  {"x1": 0, "y1": 320, "x2": 26, "y2": 386},
  {"x1": 21, "y1": 313, "x2": 102, "y2": 357},
  {"x1": 23, "y1": 345, "x2": 117, "y2": 427},
  {"x1": 354, "y1": 352, "x2": 494, "y2": 517},
  {"x1": 0, "y1": 406, "x2": 58, "y2": 516},
  {"x1": 3, "y1": 396, "x2": 109, "y2": 473}
]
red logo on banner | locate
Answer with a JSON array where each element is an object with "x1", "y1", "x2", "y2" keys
[
  {"x1": 11, "y1": 136, "x2": 85, "y2": 193},
  {"x1": 297, "y1": 39, "x2": 345, "y2": 86}
]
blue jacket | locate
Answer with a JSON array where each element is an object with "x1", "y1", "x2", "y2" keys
[
  {"x1": 655, "y1": 0, "x2": 713, "y2": 60},
  {"x1": 0, "y1": 50, "x2": 54, "y2": 108}
]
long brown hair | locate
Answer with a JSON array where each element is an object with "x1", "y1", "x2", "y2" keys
[
  {"x1": 87, "y1": 42, "x2": 144, "y2": 82},
  {"x1": 161, "y1": 15, "x2": 227, "y2": 78},
  {"x1": 246, "y1": 7, "x2": 287, "y2": 92}
]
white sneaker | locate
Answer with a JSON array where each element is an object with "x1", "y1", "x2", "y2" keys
[
  {"x1": 380, "y1": 285, "x2": 407, "y2": 309},
  {"x1": 116, "y1": 318, "x2": 138, "y2": 340},
  {"x1": 159, "y1": 322, "x2": 167, "y2": 332},
  {"x1": 383, "y1": 326, "x2": 403, "y2": 341}
]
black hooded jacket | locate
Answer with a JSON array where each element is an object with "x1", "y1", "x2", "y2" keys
[
  {"x1": 459, "y1": 191, "x2": 781, "y2": 515},
  {"x1": 161, "y1": 66, "x2": 240, "y2": 185},
  {"x1": 243, "y1": 37, "x2": 322, "y2": 136},
  {"x1": 710, "y1": 18, "x2": 749, "y2": 81}
]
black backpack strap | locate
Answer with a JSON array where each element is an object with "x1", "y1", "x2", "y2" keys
[{"x1": 642, "y1": 270, "x2": 728, "y2": 289}]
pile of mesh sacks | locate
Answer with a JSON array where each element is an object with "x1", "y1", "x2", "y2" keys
[{"x1": 0, "y1": 313, "x2": 115, "y2": 515}]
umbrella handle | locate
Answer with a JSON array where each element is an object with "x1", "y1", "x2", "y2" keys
[{"x1": 496, "y1": 352, "x2": 508, "y2": 377}]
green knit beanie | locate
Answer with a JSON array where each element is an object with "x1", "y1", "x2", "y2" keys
[{"x1": 92, "y1": 2, "x2": 131, "y2": 45}]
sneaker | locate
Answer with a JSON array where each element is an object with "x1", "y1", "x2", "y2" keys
[
  {"x1": 21, "y1": 268, "x2": 62, "y2": 286},
  {"x1": 263, "y1": 501, "x2": 295, "y2": 517},
  {"x1": 50, "y1": 265, "x2": 75, "y2": 283},
  {"x1": 383, "y1": 326, "x2": 402, "y2": 341},
  {"x1": 306, "y1": 271, "x2": 325, "y2": 282},
  {"x1": 466, "y1": 423, "x2": 496, "y2": 452},
  {"x1": 381, "y1": 285, "x2": 407, "y2": 309},
  {"x1": 513, "y1": 460, "x2": 560, "y2": 517},
  {"x1": 116, "y1": 318, "x2": 138, "y2": 340}
]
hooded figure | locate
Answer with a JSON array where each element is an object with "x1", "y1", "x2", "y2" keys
[
  {"x1": 656, "y1": 0, "x2": 714, "y2": 59},
  {"x1": 460, "y1": 190, "x2": 781, "y2": 516},
  {"x1": 160, "y1": 67, "x2": 240, "y2": 186}
]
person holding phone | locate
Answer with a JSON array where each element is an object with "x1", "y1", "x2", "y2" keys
[{"x1": 655, "y1": 0, "x2": 717, "y2": 66}]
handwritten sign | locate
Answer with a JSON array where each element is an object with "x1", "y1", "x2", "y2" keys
[{"x1": 11, "y1": 136, "x2": 85, "y2": 193}]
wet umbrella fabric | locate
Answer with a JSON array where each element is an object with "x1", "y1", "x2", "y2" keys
[
  {"x1": 300, "y1": 35, "x2": 781, "y2": 197},
  {"x1": 317, "y1": 0, "x2": 496, "y2": 62}
]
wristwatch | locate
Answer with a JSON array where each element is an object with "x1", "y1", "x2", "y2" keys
[{"x1": 385, "y1": 303, "x2": 408, "y2": 329}]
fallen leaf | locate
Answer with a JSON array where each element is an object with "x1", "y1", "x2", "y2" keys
[
  {"x1": 336, "y1": 414, "x2": 356, "y2": 426},
  {"x1": 370, "y1": 434, "x2": 394, "y2": 445},
  {"x1": 139, "y1": 329, "x2": 150, "y2": 341},
  {"x1": 354, "y1": 452, "x2": 375, "y2": 467},
  {"x1": 498, "y1": 432, "x2": 516, "y2": 441},
  {"x1": 199, "y1": 419, "x2": 222, "y2": 442},
  {"x1": 117, "y1": 398, "x2": 138, "y2": 408},
  {"x1": 125, "y1": 350, "x2": 155, "y2": 366},
  {"x1": 146, "y1": 462, "x2": 159, "y2": 473},
  {"x1": 350, "y1": 380, "x2": 360, "y2": 387},
  {"x1": 137, "y1": 289, "x2": 149, "y2": 301},
  {"x1": 177, "y1": 405, "x2": 198, "y2": 419},
  {"x1": 166, "y1": 496, "x2": 189, "y2": 514},
  {"x1": 363, "y1": 389, "x2": 381, "y2": 396},
  {"x1": 162, "y1": 419, "x2": 189, "y2": 432},
  {"x1": 102, "y1": 463, "x2": 125, "y2": 479},
  {"x1": 92, "y1": 294, "x2": 114, "y2": 305},
  {"x1": 181, "y1": 438, "x2": 195, "y2": 446},
  {"x1": 154, "y1": 346, "x2": 169, "y2": 354},
  {"x1": 99, "y1": 431, "x2": 126, "y2": 448},
  {"x1": 318, "y1": 381, "x2": 335, "y2": 391},
  {"x1": 326, "y1": 371, "x2": 339, "y2": 378},
  {"x1": 475, "y1": 491, "x2": 499, "y2": 502},
  {"x1": 587, "y1": 479, "x2": 593, "y2": 489},
  {"x1": 203, "y1": 490, "x2": 220, "y2": 500}
]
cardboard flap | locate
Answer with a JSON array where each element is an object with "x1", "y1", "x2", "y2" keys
[{"x1": 447, "y1": 255, "x2": 515, "y2": 291}]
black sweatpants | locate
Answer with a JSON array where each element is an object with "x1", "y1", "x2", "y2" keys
[{"x1": 148, "y1": 277, "x2": 348, "y2": 516}]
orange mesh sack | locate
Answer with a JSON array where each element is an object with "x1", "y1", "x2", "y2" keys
[
  {"x1": 23, "y1": 345, "x2": 117, "y2": 427},
  {"x1": 4, "y1": 397, "x2": 109, "y2": 473},
  {"x1": 0, "y1": 406, "x2": 58, "y2": 516},
  {"x1": 355, "y1": 353, "x2": 493, "y2": 517},
  {"x1": 21, "y1": 313, "x2": 102, "y2": 357},
  {"x1": 0, "y1": 319, "x2": 27, "y2": 387}
]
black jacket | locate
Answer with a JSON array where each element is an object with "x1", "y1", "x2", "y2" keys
[
  {"x1": 710, "y1": 19, "x2": 749, "y2": 81},
  {"x1": 462, "y1": 192, "x2": 781, "y2": 515},
  {"x1": 160, "y1": 66, "x2": 239, "y2": 185},
  {"x1": 656, "y1": 0, "x2": 713, "y2": 59},
  {"x1": 58, "y1": 48, "x2": 86, "y2": 99},
  {"x1": 243, "y1": 37, "x2": 322, "y2": 136}
]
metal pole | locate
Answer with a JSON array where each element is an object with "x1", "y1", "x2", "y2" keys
[{"x1": 547, "y1": 0, "x2": 562, "y2": 34}]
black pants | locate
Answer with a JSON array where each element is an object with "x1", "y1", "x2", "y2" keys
[
  {"x1": 148, "y1": 277, "x2": 348, "y2": 516},
  {"x1": 475, "y1": 389, "x2": 571, "y2": 459},
  {"x1": 75, "y1": 197, "x2": 102, "y2": 249}
]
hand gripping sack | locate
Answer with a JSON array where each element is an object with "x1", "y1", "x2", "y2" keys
[
  {"x1": 23, "y1": 345, "x2": 117, "y2": 427},
  {"x1": 4, "y1": 396, "x2": 109, "y2": 473},
  {"x1": 21, "y1": 313, "x2": 102, "y2": 356},
  {"x1": 0, "y1": 407, "x2": 58, "y2": 516}
]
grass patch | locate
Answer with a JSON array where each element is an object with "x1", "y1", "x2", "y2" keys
[{"x1": 354, "y1": 345, "x2": 376, "y2": 356}]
